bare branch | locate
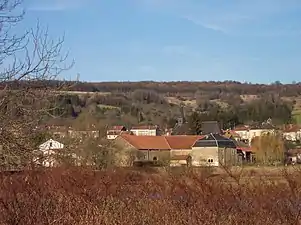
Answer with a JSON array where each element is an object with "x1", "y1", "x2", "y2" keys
[{"x1": 0, "y1": 0, "x2": 74, "y2": 170}]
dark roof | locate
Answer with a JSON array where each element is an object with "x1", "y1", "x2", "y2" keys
[
  {"x1": 193, "y1": 133, "x2": 236, "y2": 148},
  {"x1": 201, "y1": 121, "x2": 222, "y2": 134}
]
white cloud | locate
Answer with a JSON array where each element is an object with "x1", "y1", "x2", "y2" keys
[
  {"x1": 182, "y1": 16, "x2": 228, "y2": 33},
  {"x1": 137, "y1": 0, "x2": 301, "y2": 36}
]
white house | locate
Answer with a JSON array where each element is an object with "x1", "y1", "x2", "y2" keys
[
  {"x1": 234, "y1": 126, "x2": 250, "y2": 141},
  {"x1": 234, "y1": 125, "x2": 275, "y2": 144},
  {"x1": 37, "y1": 139, "x2": 64, "y2": 167},
  {"x1": 130, "y1": 125, "x2": 160, "y2": 136},
  {"x1": 283, "y1": 125, "x2": 301, "y2": 141},
  {"x1": 248, "y1": 128, "x2": 274, "y2": 143},
  {"x1": 106, "y1": 126, "x2": 127, "y2": 140}
]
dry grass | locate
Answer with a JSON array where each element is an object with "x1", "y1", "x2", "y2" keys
[
  {"x1": 165, "y1": 97, "x2": 197, "y2": 108},
  {"x1": 53, "y1": 91, "x2": 111, "y2": 96},
  {"x1": 1, "y1": 166, "x2": 301, "y2": 225}
]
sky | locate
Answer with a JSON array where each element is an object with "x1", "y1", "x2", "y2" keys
[{"x1": 17, "y1": 0, "x2": 301, "y2": 83}]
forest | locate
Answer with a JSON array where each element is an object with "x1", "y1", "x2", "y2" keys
[{"x1": 26, "y1": 80, "x2": 297, "y2": 132}]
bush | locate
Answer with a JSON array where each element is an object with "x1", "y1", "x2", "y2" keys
[{"x1": 0, "y1": 166, "x2": 301, "y2": 224}]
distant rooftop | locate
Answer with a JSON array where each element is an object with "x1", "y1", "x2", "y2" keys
[{"x1": 201, "y1": 121, "x2": 222, "y2": 134}]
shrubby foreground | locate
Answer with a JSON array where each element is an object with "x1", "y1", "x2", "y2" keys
[{"x1": 0, "y1": 167, "x2": 301, "y2": 225}]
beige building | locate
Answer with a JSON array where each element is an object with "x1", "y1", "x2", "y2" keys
[
  {"x1": 234, "y1": 125, "x2": 275, "y2": 144},
  {"x1": 191, "y1": 133, "x2": 239, "y2": 167},
  {"x1": 115, "y1": 134, "x2": 203, "y2": 166}
]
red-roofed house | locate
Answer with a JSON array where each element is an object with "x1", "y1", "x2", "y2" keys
[
  {"x1": 234, "y1": 125, "x2": 250, "y2": 140},
  {"x1": 116, "y1": 134, "x2": 203, "y2": 166},
  {"x1": 107, "y1": 126, "x2": 127, "y2": 140}
]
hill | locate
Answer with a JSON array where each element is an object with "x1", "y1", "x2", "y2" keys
[{"x1": 4, "y1": 80, "x2": 301, "y2": 131}]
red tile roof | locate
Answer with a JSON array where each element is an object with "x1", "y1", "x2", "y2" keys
[
  {"x1": 234, "y1": 126, "x2": 249, "y2": 131},
  {"x1": 110, "y1": 126, "x2": 126, "y2": 131},
  {"x1": 121, "y1": 135, "x2": 170, "y2": 150},
  {"x1": 165, "y1": 135, "x2": 203, "y2": 149},
  {"x1": 120, "y1": 134, "x2": 203, "y2": 150},
  {"x1": 284, "y1": 125, "x2": 301, "y2": 133}
]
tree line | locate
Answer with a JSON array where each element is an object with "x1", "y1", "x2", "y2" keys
[{"x1": 3, "y1": 80, "x2": 301, "y2": 98}]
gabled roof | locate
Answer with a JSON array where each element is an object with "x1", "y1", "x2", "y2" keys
[
  {"x1": 119, "y1": 134, "x2": 203, "y2": 150},
  {"x1": 193, "y1": 133, "x2": 236, "y2": 148},
  {"x1": 165, "y1": 135, "x2": 203, "y2": 149},
  {"x1": 39, "y1": 139, "x2": 64, "y2": 150},
  {"x1": 234, "y1": 125, "x2": 249, "y2": 131},
  {"x1": 201, "y1": 121, "x2": 221, "y2": 134},
  {"x1": 120, "y1": 134, "x2": 170, "y2": 150},
  {"x1": 109, "y1": 125, "x2": 126, "y2": 131},
  {"x1": 284, "y1": 125, "x2": 301, "y2": 133}
]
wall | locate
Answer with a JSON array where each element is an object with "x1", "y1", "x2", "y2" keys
[
  {"x1": 248, "y1": 129, "x2": 274, "y2": 143},
  {"x1": 191, "y1": 147, "x2": 239, "y2": 167},
  {"x1": 218, "y1": 147, "x2": 238, "y2": 166},
  {"x1": 283, "y1": 131, "x2": 301, "y2": 141},
  {"x1": 191, "y1": 147, "x2": 219, "y2": 166},
  {"x1": 235, "y1": 130, "x2": 249, "y2": 140},
  {"x1": 143, "y1": 150, "x2": 170, "y2": 162},
  {"x1": 170, "y1": 149, "x2": 191, "y2": 157},
  {"x1": 107, "y1": 134, "x2": 119, "y2": 140},
  {"x1": 130, "y1": 129, "x2": 157, "y2": 136}
]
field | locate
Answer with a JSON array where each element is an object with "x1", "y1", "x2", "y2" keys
[{"x1": 1, "y1": 166, "x2": 301, "y2": 225}]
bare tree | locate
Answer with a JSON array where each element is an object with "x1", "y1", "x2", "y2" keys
[{"x1": 0, "y1": 0, "x2": 73, "y2": 170}]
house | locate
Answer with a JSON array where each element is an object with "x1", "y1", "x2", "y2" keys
[
  {"x1": 167, "y1": 135, "x2": 203, "y2": 166},
  {"x1": 234, "y1": 124, "x2": 275, "y2": 144},
  {"x1": 37, "y1": 139, "x2": 64, "y2": 167},
  {"x1": 248, "y1": 125, "x2": 275, "y2": 143},
  {"x1": 116, "y1": 134, "x2": 202, "y2": 166},
  {"x1": 106, "y1": 126, "x2": 127, "y2": 140},
  {"x1": 286, "y1": 148, "x2": 301, "y2": 164},
  {"x1": 130, "y1": 125, "x2": 160, "y2": 136},
  {"x1": 234, "y1": 125, "x2": 250, "y2": 141},
  {"x1": 283, "y1": 125, "x2": 301, "y2": 141},
  {"x1": 116, "y1": 133, "x2": 249, "y2": 167},
  {"x1": 232, "y1": 139, "x2": 254, "y2": 163},
  {"x1": 224, "y1": 129, "x2": 241, "y2": 141},
  {"x1": 191, "y1": 133, "x2": 239, "y2": 167}
]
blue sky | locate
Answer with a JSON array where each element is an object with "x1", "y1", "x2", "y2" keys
[{"x1": 20, "y1": 0, "x2": 301, "y2": 83}]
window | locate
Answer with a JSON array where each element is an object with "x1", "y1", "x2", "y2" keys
[
  {"x1": 208, "y1": 159, "x2": 213, "y2": 163},
  {"x1": 49, "y1": 142, "x2": 52, "y2": 147}
]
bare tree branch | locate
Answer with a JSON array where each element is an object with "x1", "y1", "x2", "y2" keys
[{"x1": 0, "y1": 0, "x2": 74, "y2": 170}]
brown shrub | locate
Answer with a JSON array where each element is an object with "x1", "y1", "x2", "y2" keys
[{"x1": 0, "y1": 166, "x2": 300, "y2": 225}]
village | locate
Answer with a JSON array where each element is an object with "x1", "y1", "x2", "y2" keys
[{"x1": 36, "y1": 119, "x2": 301, "y2": 168}]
